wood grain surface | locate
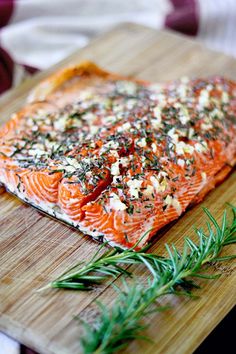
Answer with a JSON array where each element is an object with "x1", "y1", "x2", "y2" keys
[{"x1": 0, "y1": 23, "x2": 236, "y2": 354}]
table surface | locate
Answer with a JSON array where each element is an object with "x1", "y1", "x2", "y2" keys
[{"x1": 0, "y1": 23, "x2": 236, "y2": 354}]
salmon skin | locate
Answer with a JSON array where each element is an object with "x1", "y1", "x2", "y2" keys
[{"x1": 0, "y1": 61, "x2": 236, "y2": 248}]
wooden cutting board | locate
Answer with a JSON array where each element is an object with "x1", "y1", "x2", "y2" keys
[{"x1": 0, "y1": 23, "x2": 236, "y2": 354}]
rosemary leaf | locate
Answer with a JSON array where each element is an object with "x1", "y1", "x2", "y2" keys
[
  {"x1": 79, "y1": 206, "x2": 236, "y2": 354},
  {"x1": 42, "y1": 206, "x2": 235, "y2": 292},
  {"x1": 40, "y1": 232, "x2": 161, "y2": 291}
]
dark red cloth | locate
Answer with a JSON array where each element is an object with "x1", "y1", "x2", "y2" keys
[
  {"x1": 0, "y1": 0, "x2": 200, "y2": 95},
  {"x1": 0, "y1": 46, "x2": 14, "y2": 94},
  {"x1": 0, "y1": 0, "x2": 14, "y2": 93},
  {"x1": 165, "y1": 0, "x2": 199, "y2": 36},
  {"x1": 0, "y1": 0, "x2": 14, "y2": 28}
]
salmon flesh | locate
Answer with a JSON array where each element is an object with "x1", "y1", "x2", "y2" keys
[{"x1": 0, "y1": 62, "x2": 235, "y2": 248}]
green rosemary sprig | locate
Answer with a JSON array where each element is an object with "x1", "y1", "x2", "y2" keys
[
  {"x1": 79, "y1": 206, "x2": 236, "y2": 354},
  {"x1": 39, "y1": 232, "x2": 163, "y2": 291},
  {"x1": 41, "y1": 206, "x2": 236, "y2": 292}
]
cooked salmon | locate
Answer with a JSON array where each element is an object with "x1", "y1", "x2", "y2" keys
[{"x1": 0, "y1": 61, "x2": 236, "y2": 248}]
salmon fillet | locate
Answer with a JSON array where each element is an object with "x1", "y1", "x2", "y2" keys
[{"x1": 0, "y1": 61, "x2": 236, "y2": 248}]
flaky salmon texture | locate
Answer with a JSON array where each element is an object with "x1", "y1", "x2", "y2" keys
[{"x1": 0, "y1": 61, "x2": 236, "y2": 248}]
